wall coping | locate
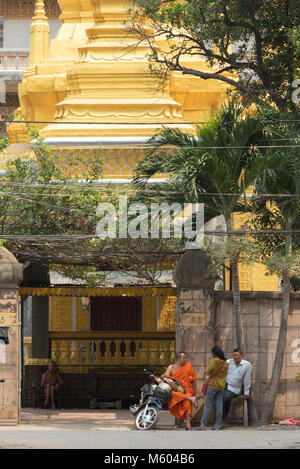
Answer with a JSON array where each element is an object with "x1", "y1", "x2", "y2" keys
[{"x1": 214, "y1": 291, "x2": 300, "y2": 300}]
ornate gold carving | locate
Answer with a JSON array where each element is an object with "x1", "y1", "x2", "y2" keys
[
  {"x1": 159, "y1": 296, "x2": 176, "y2": 331},
  {"x1": 0, "y1": 0, "x2": 61, "y2": 18}
]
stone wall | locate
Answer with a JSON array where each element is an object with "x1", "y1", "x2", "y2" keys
[
  {"x1": 0, "y1": 248, "x2": 22, "y2": 425},
  {"x1": 214, "y1": 291, "x2": 300, "y2": 421},
  {"x1": 0, "y1": 289, "x2": 20, "y2": 424}
]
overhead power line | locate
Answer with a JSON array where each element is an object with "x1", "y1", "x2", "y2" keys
[
  {"x1": 1, "y1": 230, "x2": 299, "y2": 241},
  {"x1": 2, "y1": 119, "x2": 300, "y2": 125},
  {"x1": 0, "y1": 180, "x2": 298, "y2": 197}
]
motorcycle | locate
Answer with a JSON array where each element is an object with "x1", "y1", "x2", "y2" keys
[{"x1": 129, "y1": 368, "x2": 172, "y2": 430}]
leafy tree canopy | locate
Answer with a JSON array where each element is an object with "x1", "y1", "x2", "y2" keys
[{"x1": 129, "y1": 0, "x2": 300, "y2": 112}]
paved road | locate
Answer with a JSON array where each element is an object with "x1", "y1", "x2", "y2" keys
[{"x1": 0, "y1": 409, "x2": 300, "y2": 450}]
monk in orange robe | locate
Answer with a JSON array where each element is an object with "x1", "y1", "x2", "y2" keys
[{"x1": 161, "y1": 352, "x2": 200, "y2": 430}]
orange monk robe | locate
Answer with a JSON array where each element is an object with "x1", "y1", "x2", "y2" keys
[{"x1": 168, "y1": 362, "x2": 197, "y2": 420}]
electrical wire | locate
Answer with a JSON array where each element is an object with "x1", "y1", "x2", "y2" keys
[
  {"x1": 0, "y1": 230, "x2": 299, "y2": 240},
  {"x1": 23, "y1": 144, "x2": 300, "y2": 149},
  {"x1": 3, "y1": 119, "x2": 300, "y2": 125},
  {"x1": 0, "y1": 180, "x2": 298, "y2": 197}
]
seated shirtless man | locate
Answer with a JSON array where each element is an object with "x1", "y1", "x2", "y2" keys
[{"x1": 41, "y1": 361, "x2": 63, "y2": 410}]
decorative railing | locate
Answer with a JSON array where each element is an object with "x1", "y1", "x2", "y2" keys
[
  {"x1": 48, "y1": 331, "x2": 175, "y2": 367},
  {"x1": 0, "y1": 49, "x2": 29, "y2": 70}
]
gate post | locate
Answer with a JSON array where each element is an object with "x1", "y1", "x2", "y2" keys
[
  {"x1": 173, "y1": 250, "x2": 216, "y2": 415},
  {"x1": 0, "y1": 248, "x2": 23, "y2": 425}
]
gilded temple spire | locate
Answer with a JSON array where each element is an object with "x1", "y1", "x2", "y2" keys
[{"x1": 27, "y1": 0, "x2": 50, "y2": 74}]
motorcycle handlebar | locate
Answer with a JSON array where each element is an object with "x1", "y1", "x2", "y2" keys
[{"x1": 144, "y1": 368, "x2": 163, "y2": 384}]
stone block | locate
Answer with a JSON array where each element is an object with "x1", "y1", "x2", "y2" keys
[
  {"x1": 288, "y1": 314, "x2": 300, "y2": 327},
  {"x1": 192, "y1": 290, "x2": 206, "y2": 300},
  {"x1": 0, "y1": 289, "x2": 18, "y2": 300},
  {"x1": 0, "y1": 405, "x2": 18, "y2": 422},
  {"x1": 259, "y1": 354, "x2": 273, "y2": 379},
  {"x1": 284, "y1": 405, "x2": 300, "y2": 419},
  {"x1": 275, "y1": 392, "x2": 287, "y2": 406},
  {"x1": 246, "y1": 327, "x2": 260, "y2": 352},
  {"x1": 194, "y1": 365, "x2": 206, "y2": 380},
  {"x1": 192, "y1": 328, "x2": 206, "y2": 353},
  {"x1": 246, "y1": 353, "x2": 259, "y2": 367},
  {"x1": 180, "y1": 299, "x2": 207, "y2": 314},
  {"x1": 0, "y1": 299, "x2": 17, "y2": 313},
  {"x1": 290, "y1": 299, "x2": 300, "y2": 315},
  {"x1": 260, "y1": 327, "x2": 279, "y2": 341},
  {"x1": 3, "y1": 379, "x2": 18, "y2": 406},
  {"x1": 242, "y1": 300, "x2": 258, "y2": 315},
  {"x1": 260, "y1": 340, "x2": 278, "y2": 353},
  {"x1": 286, "y1": 328, "x2": 299, "y2": 345},
  {"x1": 259, "y1": 299, "x2": 273, "y2": 322},
  {"x1": 219, "y1": 327, "x2": 233, "y2": 341},
  {"x1": 244, "y1": 313, "x2": 259, "y2": 327},
  {"x1": 220, "y1": 340, "x2": 234, "y2": 357},
  {"x1": 0, "y1": 365, "x2": 18, "y2": 380},
  {"x1": 220, "y1": 312, "x2": 234, "y2": 327},
  {"x1": 177, "y1": 289, "x2": 193, "y2": 300},
  {"x1": 272, "y1": 406, "x2": 289, "y2": 421},
  {"x1": 286, "y1": 366, "x2": 299, "y2": 380},
  {"x1": 177, "y1": 327, "x2": 194, "y2": 353},
  {"x1": 272, "y1": 304, "x2": 282, "y2": 326},
  {"x1": 188, "y1": 353, "x2": 205, "y2": 370},
  {"x1": 285, "y1": 381, "x2": 299, "y2": 405}
]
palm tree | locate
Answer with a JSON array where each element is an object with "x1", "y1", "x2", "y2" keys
[
  {"x1": 133, "y1": 99, "x2": 268, "y2": 351},
  {"x1": 254, "y1": 119, "x2": 300, "y2": 424}
]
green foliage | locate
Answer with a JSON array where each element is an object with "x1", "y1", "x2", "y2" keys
[
  {"x1": 289, "y1": 26, "x2": 300, "y2": 52},
  {"x1": 0, "y1": 136, "x2": 10, "y2": 153},
  {"x1": 250, "y1": 108, "x2": 300, "y2": 278},
  {"x1": 51, "y1": 264, "x2": 106, "y2": 287},
  {"x1": 129, "y1": 0, "x2": 300, "y2": 112}
]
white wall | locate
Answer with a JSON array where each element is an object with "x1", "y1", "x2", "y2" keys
[{"x1": 3, "y1": 19, "x2": 61, "y2": 49}]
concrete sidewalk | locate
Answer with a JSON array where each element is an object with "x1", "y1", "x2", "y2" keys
[
  {"x1": 20, "y1": 408, "x2": 174, "y2": 431},
  {"x1": 0, "y1": 409, "x2": 300, "y2": 449}
]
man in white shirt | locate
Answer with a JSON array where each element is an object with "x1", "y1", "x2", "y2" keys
[{"x1": 223, "y1": 348, "x2": 252, "y2": 422}]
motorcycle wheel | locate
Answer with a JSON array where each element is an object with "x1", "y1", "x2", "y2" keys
[{"x1": 135, "y1": 405, "x2": 159, "y2": 430}]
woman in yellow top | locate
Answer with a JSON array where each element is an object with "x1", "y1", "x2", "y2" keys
[{"x1": 200, "y1": 346, "x2": 228, "y2": 430}]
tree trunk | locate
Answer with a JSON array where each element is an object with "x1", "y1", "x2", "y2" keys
[
  {"x1": 226, "y1": 217, "x2": 245, "y2": 352},
  {"x1": 259, "y1": 268, "x2": 290, "y2": 425},
  {"x1": 231, "y1": 260, "x2": 245, "y2": 351}
]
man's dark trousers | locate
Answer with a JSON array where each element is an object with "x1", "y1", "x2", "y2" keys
[{"x1": 223, "y1": 384, "x2": 238, "y2": 419}]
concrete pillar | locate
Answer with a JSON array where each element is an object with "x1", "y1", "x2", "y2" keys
[
  {"x1": 0, "y1": 248, "x2": 23, "y2": 426},
  {"x1": 173, "y1": 250, "x2": 216, "y2": 398},
  {"x1": 31, "y1": 296, "x2": 49, "y2": 358},
  {"x1": 23, "y1": 262, "x2": 50, "y2": 359}
]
